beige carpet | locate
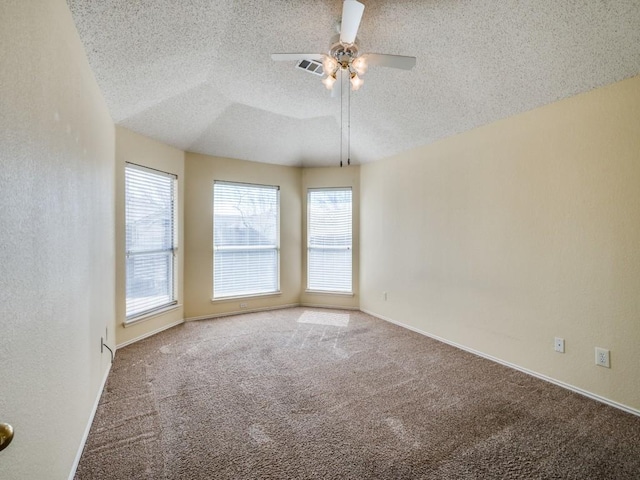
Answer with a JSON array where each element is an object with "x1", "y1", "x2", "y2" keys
[{"x1": 76, "y1": 308, "x2": 640, "y2": 479}]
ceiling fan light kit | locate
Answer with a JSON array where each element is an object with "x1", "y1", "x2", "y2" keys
[
  {"x1": 325, "y1": 40, "x2": 365, "y2": 91},
  {"x1": 272, "y1": 0, "x2": 416, "y2": 92},
  {"x1": 271, "y1": 0, "x2": 416, "y2": 165}
]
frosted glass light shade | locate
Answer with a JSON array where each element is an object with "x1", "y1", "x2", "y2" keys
[
  {"x1": 322, "y1": 55, "x2": 339, "y2": 76},
  {"x1": 322, "y1": 74, "x2": 337, "y2": 90},
  {"x1": 352, "y1": 56, "x2": 367, "y2": 75},
  {"x1": 350, "y1": 72, "x2": 363, "y2": 90}
]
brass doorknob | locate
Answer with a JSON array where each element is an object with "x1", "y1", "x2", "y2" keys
[{"x1": 0, "y1": 423, "x2": 14, "y2": 452}]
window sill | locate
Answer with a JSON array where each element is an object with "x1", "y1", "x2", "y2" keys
[
  {"x1": 210, "y1": 291, "x2": 282, "y2": 303},
  {"x1": 305, "y1": 290, "x2": 354, "y2": 297},
  {"x1": 124, "y1": 303, "x2": 181, "y2": 327}
]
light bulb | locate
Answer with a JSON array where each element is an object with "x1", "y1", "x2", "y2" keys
[
  {"x1": 352, "y1": 56, "x2": 368, "y2": 75},
  {"x1": 322, "y1": 74, "x2": 337, "y2": 90},
  {"x1": 350, "y1": 72, "x2": 363, "y2": 91},
  {"x1": 322, "y1": 55, "x2": 338, "y2": 76}
]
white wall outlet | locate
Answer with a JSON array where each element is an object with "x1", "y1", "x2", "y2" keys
[
  {"x1": 595, "y1": 347, "x2": 610, "y2": 368},
  {"x1": 239, "y1": 302, "x2": 248, "y2": 309},
  {"x1": 554, "y1": 337, "x2": 565, "y2": 353}
]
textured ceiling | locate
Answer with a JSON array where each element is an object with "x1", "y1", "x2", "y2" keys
[{"x1": 67, "y1": 1, "x2": 640, "y2": 167}]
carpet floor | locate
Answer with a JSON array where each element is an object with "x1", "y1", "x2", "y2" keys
[{"x1": 75, "y1": 308, "x2": 640, "y2": 479}]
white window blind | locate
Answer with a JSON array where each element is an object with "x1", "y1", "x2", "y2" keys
[
  {"x1": 125, "y1": 164, "x2": 177, "y2": 319},
  {"x1": 307, "y1": 188, "x2": 352, "y2": 293},
  {"x1": 213, "y1": 181, "x2": 279, "y2": 298}
]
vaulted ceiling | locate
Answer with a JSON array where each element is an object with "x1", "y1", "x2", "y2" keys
[{"x1": 67, "y1": 1, "x2": 640, "y2": 167}]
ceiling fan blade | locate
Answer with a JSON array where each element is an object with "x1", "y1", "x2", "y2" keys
[
  {"x1": 340, "y1": 0, "x2": 365, "y2": 45},
  {"x1": 362, "y1": 53, "x2": 416, "y2": 70},
  {"x1": 271, "y1": 53, "x2": 324, "y2": 62}
]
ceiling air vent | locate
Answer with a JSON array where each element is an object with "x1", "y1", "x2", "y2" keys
[{"x1": 296, "y1": 59, "x2": 324, "y2": 76}]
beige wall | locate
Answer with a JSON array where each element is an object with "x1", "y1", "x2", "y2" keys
[
  {"x1": 184, "y1": 153, "x2": 302, "y2": 319},
  {"x1": 0, "y1": 1, "x2": 116, "y2": 479},
  {"x1": 360, "y1": 75, "x2": 640, "y2": 412},
  {"x1": 115, "y1": 127, "x2": 185, "y2": 347},
  {"x1": 301, "y1": 167, "x2": 360, "y2": 309}
]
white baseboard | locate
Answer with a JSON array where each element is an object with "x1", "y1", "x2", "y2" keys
[
  {"x1": 116, "y1": 318, "x2": 185, "y2": 349},
  {"x1": 361, "y1": 308, "x2": 640, "y2": 418},
  {"x1": 185, "y1": 303, "x2": 300, "y2": 322},
  {"x1": 68, "y1": 364, "x2": 111, "y2": 480}
]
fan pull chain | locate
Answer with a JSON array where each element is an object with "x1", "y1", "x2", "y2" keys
[
  {"x1": 348, "y1": 78, "x2": 351, "y2": 166},
  {"x1": 340, "y1": 68, "x2": 343, "y2": 168}
]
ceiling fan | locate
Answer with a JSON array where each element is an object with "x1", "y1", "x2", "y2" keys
[{"x1": 271, "y1": 0, "x2": 416, "y2": 92}]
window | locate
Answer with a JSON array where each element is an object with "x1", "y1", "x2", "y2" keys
[
  {"x1": 125, "y1": 164, "x2": 177, "y2": 319},
  {"x1": 307, "y1": 188, "x2": 352, "y2": 293},
  {"x1": 213, "y1": 181, "x2": 279, "y2": 298}
]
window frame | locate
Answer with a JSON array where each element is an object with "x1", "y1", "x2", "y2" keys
[
  {"x1": 212, "y1": 180, "x2": 281, "y2": 300},
  {"x1": 124, "y1": 163, "x2": 178, "y2": 322},
  {"x1": 306, "y1": 187, "x2": 353, "y2": 294}
]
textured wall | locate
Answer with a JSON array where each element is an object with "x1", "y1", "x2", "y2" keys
[
  {"x1": 0, "y1": 1, "x2": 115, "y2": 479},
  {"x1": 115, "y1": 127, "x2": 185, "y2": 347},
  {"x1": 184, "y1": 153, "x2": 302, "y2": 319},
  {"x1": 300, "y1": 167, "x2": 361, "y2": 309},
  {"x1": 360, "y1": 76, "x2": 640, "y2": 411}
]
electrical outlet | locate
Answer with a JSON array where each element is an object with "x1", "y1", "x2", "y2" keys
[
  {"x1": 595, "y1": 347, "x2": 610, "y2": 368},
  {"x1": 383, "y1": 291, "x2": 387, "y2": 301},
  {"x1": 239, "y1": 302, "x2": 248, "y2": 309},
  {"x1": 100, "y1": 337, "x2": 104, "y2": 353},
  {"x1": 554, "y1": 337, "x2": 565, "y2": 353}
]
